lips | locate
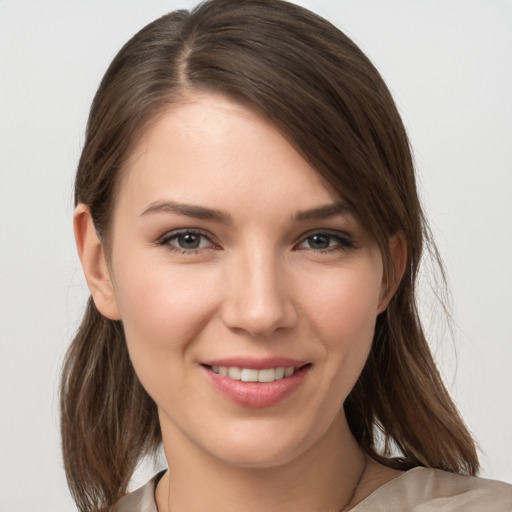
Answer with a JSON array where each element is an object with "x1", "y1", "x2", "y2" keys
[{"x1": 201, "y1": 358, "x2": 311, "y2": 408}]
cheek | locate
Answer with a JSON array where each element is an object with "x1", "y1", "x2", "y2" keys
[
  {"x1": 300, "y1": 263, "x2": 382, "y2": 393},
  {"x1": 114, "y1": 253, "x2": 219, "y2": 332},
  {"x1": 305, "y1": 263, "x2": 382, "y2": 341},
  {"x1": 110, "y1": 257, "x2": 221, "y2": 385}
]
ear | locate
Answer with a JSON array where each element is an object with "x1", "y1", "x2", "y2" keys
[
  {"x1": 73, "y1": 204, "x2": 121, "y2": 320},
  {"x1": 377, "y1": 232, "x2": 407, "y2": 313}
]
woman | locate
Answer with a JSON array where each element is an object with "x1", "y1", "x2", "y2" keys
[{"x1": 60, "y1": 0, "x2": 512, "y2": 510}]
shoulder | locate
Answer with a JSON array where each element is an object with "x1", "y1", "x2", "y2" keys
[
  {"x1": 112, "y1": 471, "x2": 164, "y2": 512},
  {"x1": 352, "y1": 467, "x2": 512, "y2": 512}
]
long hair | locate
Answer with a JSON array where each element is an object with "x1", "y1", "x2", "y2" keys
[{"x1": 61, "y1": 0, "x2": 479, "y2": 510}]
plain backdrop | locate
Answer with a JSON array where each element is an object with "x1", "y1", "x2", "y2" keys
[{"x1": 0, "y1": 0, "x2": 511, "y2": 510}]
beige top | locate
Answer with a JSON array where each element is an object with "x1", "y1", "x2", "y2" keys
[{"x1": 113, "y1": 467, "x2": 512, "y2": 511}]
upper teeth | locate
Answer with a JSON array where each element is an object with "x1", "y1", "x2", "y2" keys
[{"x1": 211, "y1": 366, "x2": 296, "y2": 382}]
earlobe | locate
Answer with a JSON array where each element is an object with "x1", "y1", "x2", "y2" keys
[
  {"x1": 377, "y1": 232, "x2": 407, "y2": 313},
  {"x1": 73, "y1": 204, "x2": 121, "y2": 320}
]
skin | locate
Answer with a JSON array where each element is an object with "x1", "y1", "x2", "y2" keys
[{"x1": 75, "y1": 93, "x2": 405, "y2": 511}]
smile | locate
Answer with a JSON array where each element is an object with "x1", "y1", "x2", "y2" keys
[
  {"x1": 209, "y1": 366, "x2": 296, "y2": 382},
  {"x1": 203, "y1": 362, "x2": 311, "y2": 407}
]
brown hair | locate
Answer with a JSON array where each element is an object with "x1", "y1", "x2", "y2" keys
[{"x1": 61, "y1": 0, "x2": 479, "y2": 510}]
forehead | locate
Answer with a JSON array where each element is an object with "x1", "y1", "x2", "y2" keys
[{"x1": 116, "y1": 93, "x2": 342, "y2": 218}]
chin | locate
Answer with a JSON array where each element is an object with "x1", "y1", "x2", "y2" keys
[
  {"x1": 212, "y1": 442, "x2": 306, "y2": 470},
  {"x1": 202, "y1": 417, "x2": 326, "y2": 470}
]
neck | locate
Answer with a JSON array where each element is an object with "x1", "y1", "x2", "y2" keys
[{"x1": 156, "y1": 413, "x2": 369, "y2": 512}]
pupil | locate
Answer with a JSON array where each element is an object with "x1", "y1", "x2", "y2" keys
[
  {"x1": 179, "y1": 234, "x2": 200, "y2": 249},
  {"x1": 310, "y1": 235, "x2": 329, "y2": 249}
]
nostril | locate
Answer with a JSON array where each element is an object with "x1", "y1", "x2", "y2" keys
[{"x1": 220, "y1": 266, "x2": 298, "y2": 336}]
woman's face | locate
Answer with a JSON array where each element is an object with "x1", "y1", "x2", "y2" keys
[{"x1": 100, "y1": 93, "x2": 390, "y2": 468}]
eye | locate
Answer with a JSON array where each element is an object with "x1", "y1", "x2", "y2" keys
[
  {"x1": 297, "y1": 231, "x2": 354, "y2": 252},
  {"x1": 157, "y1": 229, "x2": 217, "y2": 252}
]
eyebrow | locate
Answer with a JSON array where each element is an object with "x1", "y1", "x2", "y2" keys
[
  {"x1": 140, "y1": 200, "x2": 231, "y2": 223},
  {"x1": 295, "y1": 201, "x2": 353, "y2": 221},
  {"x1": 140, "y1": 199, "x2": 352, "y2": 223}
]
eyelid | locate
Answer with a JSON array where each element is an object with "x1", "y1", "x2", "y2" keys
[
  {"x1": 294, "y1": 229, "x2": 356, "y2": 251},
  {"x1": 156, "y1": 228, "x2": 220, "y2": 251},
  {"x1": 154, "y1": 228, "x2": 355, "y2": 254}
]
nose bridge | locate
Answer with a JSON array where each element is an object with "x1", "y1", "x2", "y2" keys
[{"x1": 222, "y1": 244, "x2": 296, "y2": 336}]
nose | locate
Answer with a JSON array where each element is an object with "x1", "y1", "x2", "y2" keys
[{"x1": 221, "y1": 250, "x2": 298, "y2": 337}]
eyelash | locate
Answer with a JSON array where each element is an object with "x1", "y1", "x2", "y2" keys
[
  {"x1": 156, "y1": 229, "x2": 218, "y2": 254},
  {"x1": 156, "y1": 229, "x2": 355, "y2": 254},
  {"x1": 297, "y1": 230, "x2": 355, "y2": 253}
]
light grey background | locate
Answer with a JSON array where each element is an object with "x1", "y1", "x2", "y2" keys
[{"x1": 0, "y1": 1, "x2": 511, "y2": 510}]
